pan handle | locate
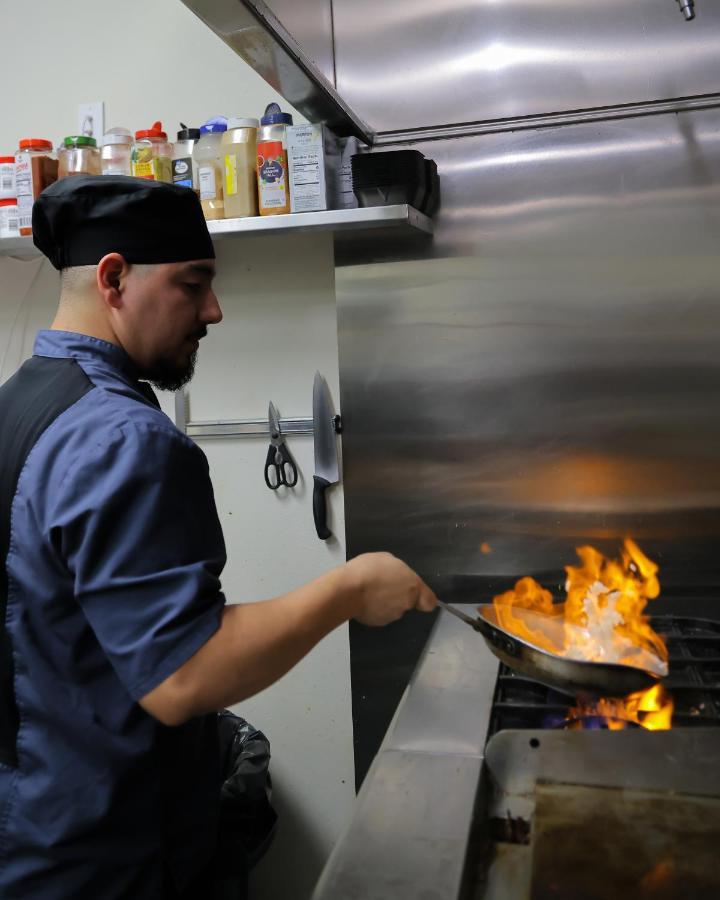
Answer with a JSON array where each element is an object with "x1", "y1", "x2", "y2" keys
[
  {"x1": 437, "y1": 600, "x2": 482, "y2": 629},
  {"x1": 438, "y1": 600, "x2": 522, "y2": 659}
]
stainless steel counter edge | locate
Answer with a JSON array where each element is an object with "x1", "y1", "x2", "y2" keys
[{"x1": 312, "y1": 612, "x2": 499, "y2": 900}]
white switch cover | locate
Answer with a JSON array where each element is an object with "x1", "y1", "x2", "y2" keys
[{"x1": 77, "y1": 102, "x2": 105, "y2": 139}]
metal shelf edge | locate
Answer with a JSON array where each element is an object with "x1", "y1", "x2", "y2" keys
[{"x1": 0, "y1": 206, "x2": 433, "y2": 259}]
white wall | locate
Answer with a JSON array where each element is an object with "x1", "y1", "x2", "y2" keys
[
  {"x1": 0, "y1": 0, "x2": 304, "y2": 154},
  {"x1": 0, "y1": 2, "x2": 353, "y2": 896}
]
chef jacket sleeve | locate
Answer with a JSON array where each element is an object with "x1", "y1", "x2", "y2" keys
[{"x1": 55, "y1": 420, "x2": 227, "y2": 701}]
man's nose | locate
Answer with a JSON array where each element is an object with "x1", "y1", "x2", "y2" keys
[{"x1": 203, "y1": 289, "x2": 223, "y2": 325}]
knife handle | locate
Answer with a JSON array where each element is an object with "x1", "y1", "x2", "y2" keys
[{"x1": 313, "y1": 475, "x2": 332, "y2": 540}]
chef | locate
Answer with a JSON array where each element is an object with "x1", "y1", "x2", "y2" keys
[{"x1": 0, "y1": 175, "x2": 437, "y2": 899}]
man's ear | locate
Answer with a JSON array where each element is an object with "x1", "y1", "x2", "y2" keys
[{"x1": 96, "y1": 253, "x2": 128, "y2": 309}]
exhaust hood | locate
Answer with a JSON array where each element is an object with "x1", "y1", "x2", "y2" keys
[{"x1": 180, "y1": 0, "x2": 374, "y2": 145}]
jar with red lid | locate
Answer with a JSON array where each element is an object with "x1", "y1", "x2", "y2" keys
[
  {"x1": 131, "y1": 121, "x2": 172, "y2": 183},
  {"x1": 15, "y1": 139, "x2": 58, "y2": 235},
  {"x1": 0, "y1": 156, "x2": 15, "y2": 200}
]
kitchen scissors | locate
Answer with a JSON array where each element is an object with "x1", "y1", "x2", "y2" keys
[{"x1": 264, "y1": 402, "x2": 298, "y2": 490}]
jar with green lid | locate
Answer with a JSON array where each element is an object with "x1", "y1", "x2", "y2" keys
[
  {"x1": 132, "y1": 121, "x2": 172, "y2": 183},
  {"x1": 58, "y1": 136, "x2": 101, "y2": 179}
]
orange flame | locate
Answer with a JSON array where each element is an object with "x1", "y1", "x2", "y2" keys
[
  {"x1": 492, "y1": 539, "x2": 673, "y2": 730},
  {"x1": 568, "y1": 684, "x2": 673, "y2": 731},
  {"x1": 493, "y1": 539, "x2": 668, "y2": 669}
]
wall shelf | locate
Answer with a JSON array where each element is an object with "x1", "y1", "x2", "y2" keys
[{"x1": 0, "y1": 205, "x2": 433, "y2": 262}]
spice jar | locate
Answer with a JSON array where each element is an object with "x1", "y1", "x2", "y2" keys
[
  {"x1": 131, "y1": 121, "x2": 172, "y2": 183},
  {"x1": 256, "y1": 103, "x2": 293, "y2": 216},
  {"x1": 173, "y1": 124, "x2": 200, "y2": 190},
  {"x1": 15, "y1": 139, "x2": 57, "y2": 235},
  {"x1": 222, "y1": 117, "x2": 258, "y2": 218},
  {"x1": 101, "y1": 128, "x2": 133, "y2": 176},
  {"x1": 193, "y1": 118, "x2": 228, "y2": 220},
  {"x1": 58, "y1": 136, "x2": 101, "y2": 178}
]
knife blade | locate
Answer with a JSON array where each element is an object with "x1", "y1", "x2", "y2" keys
[{"x1": 313, "y1": 372, "x2": 339, "y2": 540}]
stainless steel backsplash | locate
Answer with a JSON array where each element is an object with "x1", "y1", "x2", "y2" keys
[{"x1": 331, "y1": 1, "x2": 720, "y2": 585}]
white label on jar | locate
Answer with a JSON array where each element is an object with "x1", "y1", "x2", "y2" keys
[
  {"x1": 198, "y1": 166, "x2": 217, "y2": 200},
  {"x1": 0, "y1": 163, "x2": 14, "y2": 197},
  {"x1": 0, "y1": 206, "x2": 20, "y2": 238},
  {"x1": 14, "y1": 157, "x2": 31, "y2": 200}
]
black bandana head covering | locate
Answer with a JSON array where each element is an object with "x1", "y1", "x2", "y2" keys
[{"x1": 32, "y1": 175, "x2": 215, "y2": 270}]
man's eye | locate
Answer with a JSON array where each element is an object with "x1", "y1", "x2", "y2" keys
[{"x1": 184, "y1": 282, "x2": 202, "y2": 291}]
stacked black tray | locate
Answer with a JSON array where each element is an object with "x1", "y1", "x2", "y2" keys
[{"x1": 351, "y1": 150, "x2": 439, "y2": 216}]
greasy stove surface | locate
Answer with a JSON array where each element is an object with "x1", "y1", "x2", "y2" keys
[{"x1": 473, "y1": 607, "x2": 720, "y2": 900}]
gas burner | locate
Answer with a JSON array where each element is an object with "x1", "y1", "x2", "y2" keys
[{"x1": 561, "y1": 714, "x2": 642, "y2": 730}]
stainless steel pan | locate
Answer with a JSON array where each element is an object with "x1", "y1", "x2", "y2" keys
[{"x1": 438, "y1": 600, "x2": 662, "y2": 697}]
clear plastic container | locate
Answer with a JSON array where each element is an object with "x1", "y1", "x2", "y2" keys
[
  {"x1": 256, "y1": 103, "x2": 293, "y2": 216},
  {"x1": 15, "y1": 139, "x2": 57, "y2": 235},
  {"x1": 58, "y1": 135, "x2": 101, "y2": 178},
  {"x1": 132, "y1": 121, "x2": 172, "y2": 183},
  {"x1": 101, "y1": 128, "x2": 133, "y2": 176},
  {"x1": 221, "y1": 117, "x2": 258, "y2": 218},
  {"x1": 193, "y1": 118, "x2": 228, "y2": 220}
]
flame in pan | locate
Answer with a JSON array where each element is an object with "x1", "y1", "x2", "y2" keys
[
  {"x1": 493, "y1": 539, "x2": 668, "y2": 673},
  {"x1": 491, "y1": 539, "x2": 673, "y2": 729}
]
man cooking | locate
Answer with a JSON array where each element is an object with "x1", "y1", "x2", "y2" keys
[{"x1": 0, "y1": 176, "x2": 437, "y2": 899}]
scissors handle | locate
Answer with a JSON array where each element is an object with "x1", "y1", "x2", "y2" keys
[
  {"x1": 277, "y1": 441, "x2": 298, "y2": 487},
  {"x1": 264, "y1": 442, "x2": 298, "y2": 490}
]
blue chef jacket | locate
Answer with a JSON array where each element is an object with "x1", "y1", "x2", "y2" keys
[{"x1": 0, "y1": 330, "x2": 227, "y2": 898}]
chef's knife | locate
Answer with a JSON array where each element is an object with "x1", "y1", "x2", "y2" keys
[{"x1": 313, "y1": 372, "x2": 339, "y2": 540}]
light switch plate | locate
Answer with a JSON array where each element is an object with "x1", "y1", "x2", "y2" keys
[{"x1": 77, "y1": 102, "x2": 105, "y2": 139}]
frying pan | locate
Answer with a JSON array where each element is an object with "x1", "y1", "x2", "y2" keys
[{"x1": 438, "y1": 600, "x2": 663, "y2": 697}]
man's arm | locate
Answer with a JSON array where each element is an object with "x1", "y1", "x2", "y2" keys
[{"x1": 139, "y1": 552, "x2": 436, "y2": 726}]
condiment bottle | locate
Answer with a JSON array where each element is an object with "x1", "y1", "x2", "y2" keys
[
  {"x1": 256, "y1": 103, "x2": 293, "y2": 216},
  {"x1": 173, "y1": 124, "x2": 200, "y2": 191},
  {"x1": 132, "y1": 121, "x2": 172, "y2": 183},
  {"x1": 222, "y1": 117, "x2": 258, "y2": 218},
  {"x1": 58, "y1": 136, "x2": 101, "y2": 179},
  {"x1": 193, "y1": 117, "x2": 227, "y2": 220},
  {"x1": 101, "y1": 128, "x2": 133, "y2": 176},
  {"x1": 15, "y1": 139, "x2": 57, "y2": 235}
]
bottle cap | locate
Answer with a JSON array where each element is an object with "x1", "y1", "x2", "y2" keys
[
  {"x1": 135, "y1": 121, "x2": 168, "y2": 140},
  {"x1": 199, "y1": 116, "x2": 228, "y2": 135},
  {"x1": 63, "y1": 135, "x2": 97, "y2": 148},
  {"x1": 18, "y1": 139, "x2": 53, "y2": 151},
  {"x1": 227, "y1": 117, "x2": 259, "y2": 130},
  {"x1": 260, "y1": 103, "x2": 293, "y2": 126},
  {"x1": 102, "y1": 128, "x2": 133, "y2": 147},
  {"x1": 177, "y1": 123, "x2": 201, "y2": 141}
]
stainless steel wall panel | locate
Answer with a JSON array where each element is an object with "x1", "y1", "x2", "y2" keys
[
  {"x1": 332, "y1": 0, "x2": 720, "y2": 133},
  {"x1": 336, "y1": 108, "x2": 720, "y2": 586}
]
